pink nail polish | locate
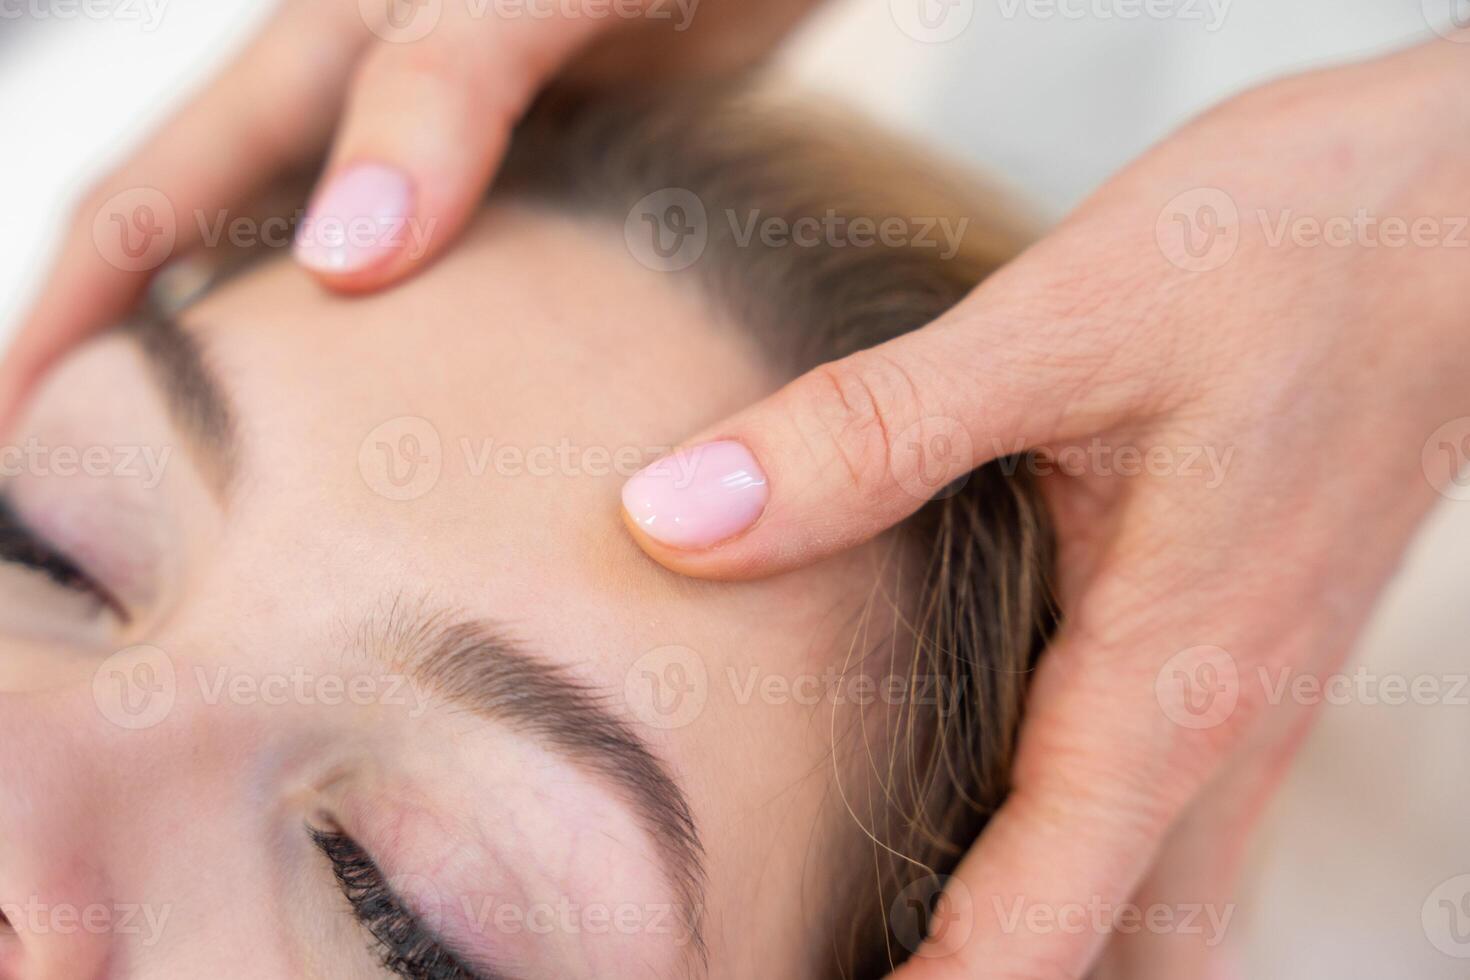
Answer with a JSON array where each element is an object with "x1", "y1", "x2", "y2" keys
[
  {"x1": 621, "y1": 441, "x2": 769, "y2": 550},
  {"x1": 294, "y1": 162, "x2": 414, "y2": 274}
]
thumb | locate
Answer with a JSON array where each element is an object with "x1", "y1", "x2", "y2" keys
[
  {"x1": 885, "y1": 618, "x2": 1245, "y2": 980},
  {"x1": 618, "y1": 303, "x2": 1122, "y2": 580}
]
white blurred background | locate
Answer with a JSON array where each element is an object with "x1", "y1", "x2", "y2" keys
[{"x1": 2, "y1": 1, "x2": 1469, "y2": 976}]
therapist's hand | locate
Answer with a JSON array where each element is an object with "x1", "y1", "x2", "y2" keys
[
  {"x1": 620, "y1": 36, "x2": 1470, "y2": 978},
  {"x1": 0, "y1": 0, "x2": 815, "y2": 426}
]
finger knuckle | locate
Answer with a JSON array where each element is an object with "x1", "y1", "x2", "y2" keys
[
  {"x1": 353, "y1": 41, "x2": 465, "y2": 105},
  {"x1": 357, "y1": 26, "x2": 543, "y2": 126},
  {"x1": 798, "y1": 351, "x2": 922, "y2": 498}
]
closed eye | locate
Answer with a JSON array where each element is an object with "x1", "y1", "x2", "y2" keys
[
  {"x1": 0, "y1": 494, "x2": 124, "y2": 621},
  {"x1": 308, "y1": 824, "x2": 494, "y2": 980}
]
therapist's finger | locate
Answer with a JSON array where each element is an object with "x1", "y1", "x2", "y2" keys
[
  {"x1": 617, "y1": 285, "x2": 1166, "y2": 580},
  {"x1": 0, "y1": 2, "x2": 368, "y2": 429},
  {"x1": 292, "y1": 7, "x2": 613, "y2": 291}
]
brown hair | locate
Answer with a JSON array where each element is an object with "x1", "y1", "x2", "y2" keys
[{"x1": 500, "y1": 86, "x2": 1058, "y2": 977}]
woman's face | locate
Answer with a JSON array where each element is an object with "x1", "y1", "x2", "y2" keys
[{"x1": 0, "y1": 205, "x2": 897, "y2": 979}]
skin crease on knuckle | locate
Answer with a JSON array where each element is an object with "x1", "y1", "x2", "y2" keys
[
  {"x1": 0, "y1": 90, "x2": 1058, "y2": 978},
  {"x1": 805, "y1": 357, "x2": 906, "y2": 504}
]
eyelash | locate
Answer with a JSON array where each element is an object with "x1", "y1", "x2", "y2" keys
[
  {"x1": 308, "y1": 826, "x2": 486, "y2": 980},
  {"x1": 0, "y1": 495, "x2": 119, "y2": 615}
]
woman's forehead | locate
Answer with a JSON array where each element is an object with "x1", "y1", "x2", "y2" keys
[
  {"x1": 187, "y1": 203, "x2": 775, "y2": 459},
  {"x1": 144, "y1": 201, "x2": 880, "y2": 697}
]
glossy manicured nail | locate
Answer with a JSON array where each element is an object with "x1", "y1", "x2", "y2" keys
[
  {"x1": 294, "y1": 162, "x2": 413, "y2": 274},
  {"x1": 621, "y1": 440, "x2": 769, "y2": 550}
]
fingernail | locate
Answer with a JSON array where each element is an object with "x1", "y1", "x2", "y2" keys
[
  {"x1": 294, "y1": 162, "x2": 414, "y2": 274},
  {"x1": 621, "y1": 440, "x2": 769, "y2": 550}
]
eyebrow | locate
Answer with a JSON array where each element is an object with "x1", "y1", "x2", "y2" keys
[
  {"x1": 109, "y1": 310, "x2": 708, "y2": 963},
  {"x1": 356, "y1": 597, "x2": 708, "y2": 968},
  {"x1": 119, "y1": 309, "x2": 238, "y2": 493}
]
